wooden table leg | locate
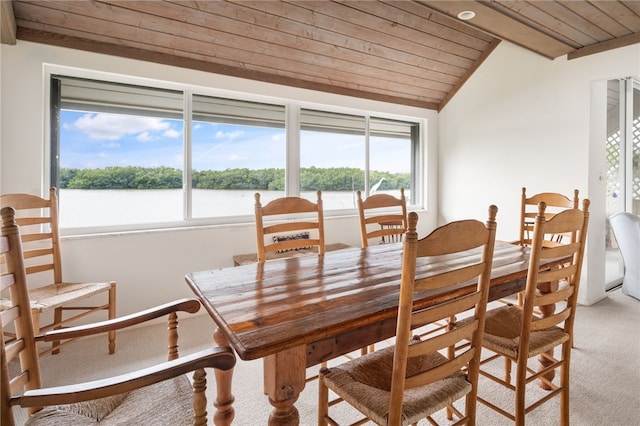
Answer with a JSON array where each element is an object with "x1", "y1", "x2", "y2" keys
[
  {"x1": 213, "y1": 329, "x2": 235, "y2": 426},
  {"x1": 263, "y1": 345, "x2": 307, "y2": 425},
  {"x1": 537, "y1": 280, "x2": 559, "y2": 390}
]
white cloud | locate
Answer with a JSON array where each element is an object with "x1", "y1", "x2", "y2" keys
[
  {"x1": 163, "y1": 129, "x2": 181, "y2": 138},
  {"x1": 136, "y1": 131, "x2": 153, "y2": 142},
  {"x1": 72, "y1": 113, "x2": 171, "y2": 140},
  {"x1": 215, "y1": 130, "x2": 243, "y2": 140}
]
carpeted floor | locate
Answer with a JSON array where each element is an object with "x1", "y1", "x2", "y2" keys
[{"x1": 11, "y1": 288, "x2": 640, "y2": 425}]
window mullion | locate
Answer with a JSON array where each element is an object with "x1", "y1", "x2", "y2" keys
[
  {"x1": 184, "y1": 91, "x2": 193, "y2": 219},
  {"x1": 364, "y1": 115, "x2": 371, "y2": 196},
  {"x1": 287, "y1": 104, "x2": 300, "y2": 197}
]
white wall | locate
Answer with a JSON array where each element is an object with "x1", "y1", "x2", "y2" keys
[
  {"x1": 0, "y1": 41, "x2": 438, "y2": 316},
  {"x1": 439, "y1": 41, "x2": 640, "y2": 305}
]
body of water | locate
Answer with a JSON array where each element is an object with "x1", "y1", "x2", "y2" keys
[{"x1": 58, "y1": 189, "x2": 406, "y2": 229}]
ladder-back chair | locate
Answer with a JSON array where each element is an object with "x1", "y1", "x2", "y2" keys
[
  {"x1": 254, "y1": 190, "x2": 327, "y2": 381},
  {"x1": 507, "y1": 187, "x2": 580, "y2": 308},
  {"x1": 1, "y1": 206, "x2": 236, "y2": 426},
  {"x1": 319, "y1": 206, "x2": 498, "y2": 425},
  {"x1": 478, "y1": 200, "x2": 590, "y2": 425},
  {"x1": 517, "y1": 187, "x2": 579, "y2": 247},
  {"x1": 357, "y1": 188, "x2": 407, "y2": 248},
  {"x1": 357, "y1": 188, "x2": 409, "y2": 354},
  {"x1": 0, "y1": 187, "x2": 116, "y2": 355},
  {"x1": 254, "y1": 191, "x2": 325, "y2": 263}
]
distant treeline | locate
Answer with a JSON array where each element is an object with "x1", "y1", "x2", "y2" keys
[{"x1": 59, "y1": 166, "x2": 409, "y2": 191}]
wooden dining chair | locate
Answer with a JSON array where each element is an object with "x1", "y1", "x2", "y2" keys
[
  {"x1": 319, "y1": 206, "x2": 498, "y2": 425},
  {"x1": 356, "y1": 188, "x2": 409, "y2": 354},
  {"x1": 357, "y1": 188, "x2": 407, "y2": 248},
  {"x1": 517, "y1": 187, "x2": 579, "y2": 247},
  {"x1": 502, "y1": 187, "x2": 580, "y2": 308},
  {"x1": 0, "y1": 187, "x2": 116, "y2": 355},
  {"x1": 254, "y1": 191, "x2": 325, "y2": 263},
  {"x1": 254, "y1": 190, "x2": 327, "y2": 381},
  {"x1": 477, "y1": 199, "x2": 590, "y2": 425},
  {"x1": 1, "y1": 206, "x2": 236, "y2": 426}
]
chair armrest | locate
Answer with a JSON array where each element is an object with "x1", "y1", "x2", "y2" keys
[
  {"x1": 35, "y1": 298, "x2": 201, "y2": 343},
  {"x1": 14, "y1": 346, "x2": 236, "y2": 408}
]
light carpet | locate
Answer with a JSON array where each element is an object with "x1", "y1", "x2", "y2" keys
[{"x1": 11, "y1": 288, "x2": 640, "y2": 425}]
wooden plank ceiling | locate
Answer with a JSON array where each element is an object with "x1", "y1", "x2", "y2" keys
[{"x1": 3, "y1": 1, "x2": 640, "y2": 111}]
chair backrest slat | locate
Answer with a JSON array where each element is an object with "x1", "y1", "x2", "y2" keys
[
  {"x1": 404, "y1": 349, "x2": 475, "y2": 389},
  {"x1": 1, "y1": 305, "x2": 20, "y2": 328},
  {"x1": 410, "y1": 291, "x2": 481, "y2": 327},
  {"x1": 1, "y1": 271, "x2": 15, "y2": 292}
]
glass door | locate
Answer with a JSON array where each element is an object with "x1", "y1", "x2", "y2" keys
[{"x1": 605, "y1": 78, "x2": 640, "y2": 290}]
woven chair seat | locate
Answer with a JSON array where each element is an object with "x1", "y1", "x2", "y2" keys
[
  {"x1": 25, "y1": 375, "x2": 194, "y2": 425},
  {"x1": 0, "y1": 282, "x2": 114, "y2": 312},
  {"x1": 482, "y1": 305, "x2": 570, "y2": 359},
  {"x1": 322, "y1": 344, "x2": 471, "y2": 425}
]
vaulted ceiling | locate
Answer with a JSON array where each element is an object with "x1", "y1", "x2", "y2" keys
[{"x1": 2, "y1": 1, "x2": 640, "y2": 110}]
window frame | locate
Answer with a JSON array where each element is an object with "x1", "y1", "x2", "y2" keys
[{"x1": 46, "y1": 68, "x2": 425, "y2": 235}]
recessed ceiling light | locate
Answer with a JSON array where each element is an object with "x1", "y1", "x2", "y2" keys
[{"x1": 457, "y1": 10, "x2": 476, "y2": 20}]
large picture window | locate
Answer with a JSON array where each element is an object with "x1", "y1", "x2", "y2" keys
[{"x1": 51, "y1": 75, "x2": 422, "y2": 232}]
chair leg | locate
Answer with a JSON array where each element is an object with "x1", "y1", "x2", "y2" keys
[
  {"x1": 515, "y1": 361, "x2": 527, "y2": 425},
  {"x1": 318, "y1": 367, "x2": 329, "y2": 426},
  {"x1": 504, "y1": 357, "x2": 512, "y2": 383},
  {"x1": 31, "y1": 309, "x2": 41, "y2": 355},
  {"x1": 192, "y1": 368, "x2": 207, "y2": 426},
  {"x1": 108, "y1": 284, "x2": 116, "y2": 354},
  {"x1": 52, "y1": 307, "x2": 63, "y2": 354},
  {"x1": 560, "y1": 345, "x2": 571, "y2": 426},
  {"x1": 444, "y1": 315, "x2": 459, "y2": 420},
  {"x1": 466, "y1": 392, "x2": 477, "y2": 425},
  {"x1": 168, "y1": 312, "x2": 179, "y2": 361}
]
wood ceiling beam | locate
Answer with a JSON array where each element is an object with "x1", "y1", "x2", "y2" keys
[
  {"x1": 1, "y1": 0, "x2": 17, "y2": 45},
  {"x1": 420, "y1": 0, "x2": 573, "y2": 59},
  {"x1": 568, "y1": 31, "x2": 640, "y2": 60}
]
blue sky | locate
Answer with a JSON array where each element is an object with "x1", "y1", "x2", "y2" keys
[{"x1": 60, "y1": 111, "x2": 409, "y2": 173}]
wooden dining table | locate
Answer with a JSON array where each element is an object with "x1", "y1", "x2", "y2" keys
[{"x1": 185, "y1": 241, "x2": 569, "y2": 426}]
